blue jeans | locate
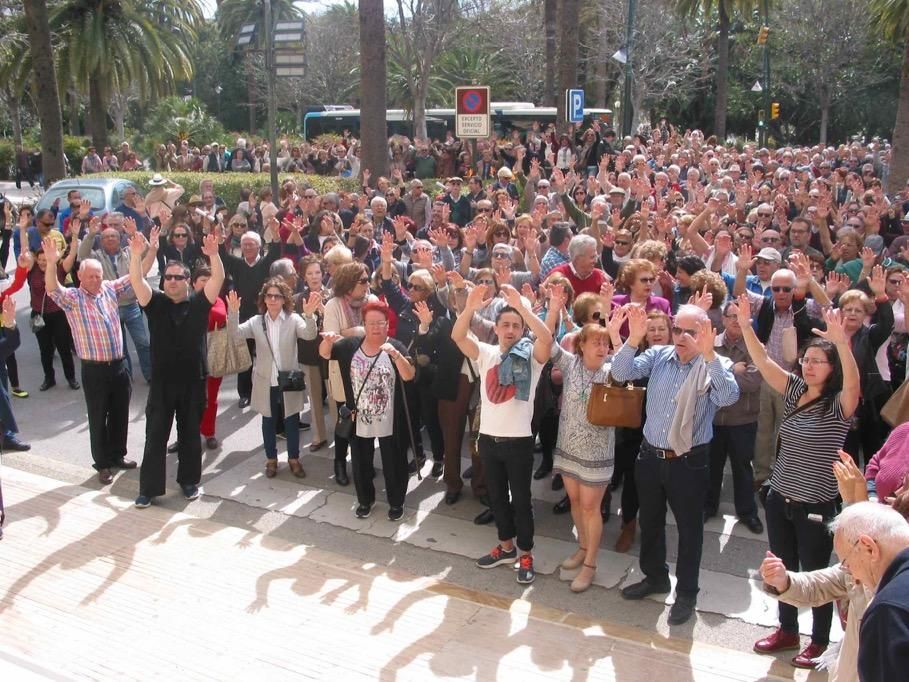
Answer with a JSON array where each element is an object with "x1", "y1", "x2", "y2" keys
[
  {"x1": 262, "y1": 386, "x2": 299, "y2": 460},
  {"x1": 120, "y1": 302, "x2": 151, "y2": 382}
]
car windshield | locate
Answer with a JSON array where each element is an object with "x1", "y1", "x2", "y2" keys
[{"x1": 36, "y1": 187, "x2": 107, "y2": 213}]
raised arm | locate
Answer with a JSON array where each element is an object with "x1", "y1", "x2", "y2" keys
[
  {"x1": 42, "y1": 236, "x2": 62, "y2": 295},
  {"x1": 812, "y1": 308, "x2": 860, "y2": 419},
  {"x1": 734, "y1": 293, "x2": 790, "y2": 395},
  {"x1": 198, "y1": 232, "x2": 225, "y2": 305},
  {"x1": 733, "y1": 243, "x2": 754, "y2": 297},
  {"x1": 128, "y1": 232, "x2": 153, "y2": 307},
  {"x1": 451, "y1": 283, "x2": 487, "y2": 361},
  {"x1": 501, "y1": 283, "x2": 552, "y2": 364},
  {"x1": 685, "y1": 206, "x2": 713, "y2": 257}
]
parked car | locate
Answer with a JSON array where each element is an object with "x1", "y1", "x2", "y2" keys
[{"x1": 34, "y1": 178, "x2": 144, "y2": 217}]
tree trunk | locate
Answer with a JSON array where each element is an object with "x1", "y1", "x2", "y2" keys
[
  {"x1": 413, "y1": 79, "x2": 428, "y2": 141},
  {"x1": 111, "y1": 92, "x2": 126, "y2": 142},
  {"x1": 359, "y1": 0, "x2": 388, "y2": 182},
  {"x1": 543, "y1": 0, "x2": 557, "y2": 107},
  {"x1": 246, "y1": 58, "x2": 257, "y2": 135},
  {"x1": 556, "y1": 0, "x2": 580, "y2": 132},
  {"x1": 88, "y1": 75, "x2": 109, "y2": 150},
  {"x1": 887, "y1": 36, "x2": 909, "y2": 195},
  {"x1": 713, "y1": 3, "x2": 730, "y2": 141},
  {"x1": 22, "y1": 0, "x2": 66, "y2": 184},
  {"x1": 69, "y1": 90, "x2": 81, "y2": 136},
  {"x1": 2, "y1": 88, "x2": 23, "y2": 148},
  {"x1": 819, "y1": 87, "x2": 830, "y2": 146}
]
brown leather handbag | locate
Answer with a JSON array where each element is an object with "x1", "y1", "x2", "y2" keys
[{"x1": 586, "y1": 374, "x2": 646, "y2": 428}]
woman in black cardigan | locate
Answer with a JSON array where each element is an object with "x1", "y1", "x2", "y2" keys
[
  {"x1": 319, "y1": 300, "x2": 416, "y2": 521},
  {"x1": 838, "y1": 268, "x2": 894, "y2": 466}
]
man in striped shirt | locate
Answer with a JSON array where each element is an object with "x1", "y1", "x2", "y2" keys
[
  {"x1": 611, "y1": 304, "x2": 739, "y2": 625},
  {"x1": 44, "y1": 233, "x2": 159, "y2": 486}
]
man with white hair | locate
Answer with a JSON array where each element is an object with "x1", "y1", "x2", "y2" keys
[
  {"x1": 611, "y1": 304, "x2": 739, "y2": 625},
  {"x1": 547, "y1": 234, "x2": 609, "y2": 295},
  {"x1": 368, "y1": 195, "x2": 395, "y2": 236},
  {"x1": 830, "y1": 502, "x2": 909, "y2": 681}
]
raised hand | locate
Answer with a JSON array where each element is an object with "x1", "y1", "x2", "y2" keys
[
  {"x1": 737, "y1": 243, "x2": 755, "y2": 271},
  {"x1": 689, "y1": 285, "x2": 713, "y2": 311},
  {"x1": 521, "y1": 282, "x2": 537, "y2": 307},
  {"x1": 734, "y1": 293, "x2": 753, "y2": 327},
  {"x1": 414, "y1": 300, "x2": 433, "y2": 327},
  {"x1": 813, "y1": 307, "x2": 846, "y2": 344},
  {"x1": 694, "y1": 318, "x2": 717, "y2": 356},
  {"x1": 226, "y1": 290, "x2": 242, "y2": 313},
  {"x1": 869, "y1": 264, "x2": 886, "y2": 297},
  {"x1": 148, "y1": 225, "x2": 161, "y2": 251},
  {"x1": 861, "y1": 246, "x2": 877, "y2": 270},
  {"x1": 463, "y1": 225, "x2": 478, "y2": 251},
  {"x1": 430, "y1": 263, "x2": 446, "y2": 287},
  {"x1": 17, "y1": 251, "x2": 34, "y2": 270},
  {"x1": 446, "y1": 270, "x2": 466, "y2": 289},
  {"x1": 380, "y1": 232, "x2": 395, "y2": 264},
  {"x1": 625, "y1": 304, "x2": 647, "y2": 341},
  {"x1": 302, "y1": 291, "x2": 322, "y2": 316},
  {"x1": 128, "y1": 231, "x2": 147, "y2": 256},
  {"x1": 427, "y1": 226, "x2": 447, "y2": 248},
  {"x1": 201, "y1": 231, "x2": 220, "y2": 257},
  {"x1": 124, "y1": 216, "x2": 138, "y2": 235},
  {"x1": 499, "y1": 283, "x2": 523, "y2": 310},
  {"x1": 465, "y1": 282, "x2": 489, "y2": 311},
  {"x1": 833, "y1": 449, "x2": 868, "y2": 504}
]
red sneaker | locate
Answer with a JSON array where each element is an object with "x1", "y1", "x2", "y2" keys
[
  {"x1": 792, "y1": 642, "x2": 826, "y2": 669},
  {"x1": 753, "y1": 628, "x2": 800, "y2": 654}
]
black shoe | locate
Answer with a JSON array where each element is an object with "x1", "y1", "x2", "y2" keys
[
  {"x1": 167, "y1": 442, "x2": 179, "y2": 454},
  {"x1": 551, "y1": 473, "x2": 564, "y2": 491},
  {"x1": 67, "y1": 379, "x2": 80, "y2": 390},
  {"x1": 334, "y1": 460, "x2": 350, "y2": 486},
  {"x1": 462, "y1": 465, "x2": 473, "y2": 479},
  {"x1": 444, "y1": 490, "x2": 461, "y2": 505},
  {"x1": 205, "y1": 437, "x2": 219, "y2": 450},
  {"x1": 2, "y1": 435, "x2": 31, "y2": 451},
  {"x1": 431, "y1": 461, "x2": 444, "y2": 478},
  {"x1": 39, "y1": 379, "x2": 56, "y2": 391},
  {"x1": 238, "y1": 397, "x2": 251, "y2": 408},
  {"x1": 601, "y1": 489, "x2": 612, "y2": 523},
  {"x1": 408, "y1": 456, "x2": 426, "y2": 474},
  {"x1": 355, "y1": 503, "x2": 372, "y2": 519},
  {"x1": 668, "y1": 595, "x2": 697, "y2": 625},
  {"x1": 553, "y1": 495, "x2": 571, "y2": 514},
  {"x1": 300, "y1": 422, "x2": 311, "y2": 431},
  {"x1": 473, "y1": 508, "x2": 495, "y2": 525},
  {"x1": 621, "y1": 579, "x2": 672, "y2": 600},
  {"x1": 533, "y1": 462, "x2": 552, "y2": 480},
  {"x1": 741, "y1": 515, "x2": 764, "y2": 534},
  {"x1": 388, "y1": 506, "x2": 404, "y2": 521}
]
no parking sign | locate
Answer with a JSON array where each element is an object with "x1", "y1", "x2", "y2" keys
[{"x1": 455, "y1": 86, "x2": 490, "y2": 138}]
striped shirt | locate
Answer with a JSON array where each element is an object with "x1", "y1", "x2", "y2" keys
[
  {"x1": 611, "y1": 343, "x2": 739, "y2": 450},
  {"x1": 771, "y1": 374, "x2": 850, "y2": 503},
  {"x1": 48, "y1": 276, "x2": 133, "y2": 361}
]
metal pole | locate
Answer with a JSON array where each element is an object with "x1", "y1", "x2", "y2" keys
[
  {"x1": 264, "y1": 0, "x2": 279, "y2": 203},
  {"x1": 761, "y1": 0, "x2": 770, "y2": 147},
  {"x1": 621, "y1": 0, "x2": 636, "y2": 138}
]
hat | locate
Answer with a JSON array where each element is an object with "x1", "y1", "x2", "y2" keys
[
  {"x1": 410, "y1": 179, "x2": 423, "y2": 188},
  {"x1": 447, "y1": 176, "x2": 463, "y2": 184},
  {"x1": 497, "y1": 167, "x2": 514, "y2": 179},
  {"x1": 188, "y1": 195, "x2": 203, "y2": 205},
  {"x1": 756, "y1": 247, "x2": 782, "y2": 263},
  {"x1": 609, "y1": 187, "x2": 626, "y2": 196},
  {"x1": 148, "y1": 173, "x2": 167, "y2": 186}
]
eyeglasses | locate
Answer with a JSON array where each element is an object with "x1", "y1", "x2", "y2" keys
[
  {"x1": 409, "y1": 284, "x2": 430, "y2": 293},
  {"x1": 757, "y1": 212, "x2": 772, "y2": 218},
  {"x1": 846, "y1": 222, "x2": 863, "y2": 228},
  {"x1": 477, "y1": 208, "x2": 493, "y2": 213},
  {"x1": 671, "y1": 326, "x2": 697, "y2": 336},
  {"x1": 492, "y1": 252, "x2": 510, "y2": 259},
  {"x1": 798, "y1": 357, "x2": 830, "y2": 366},
  {"x1": 41, "y1": 221, "x2": 56, "y2": 227},
  {"x1": 163, "y1": 274, "x2": 187, "y2": 282},
  {"x1": 357, "y1": 277, "x2": 370, "y2": 285},
  {"x1": 477, "y1": 279, "x2": 495, "y2": 286},
  {"x1": 771, "y1": 286, "x2": 793, "y2": 293},
  {"x1": 888, "y1": 279, "x2": 904, "y2": 286},
  {"x1": 172, "y1": 233, "x2": 188, "y2": 238},
  {"x1": 638, "y1": 277, "x2": 655, "y2": 284},
  {"x1": 615, "y1": 240, "x2": 631, "y2": 246},
  {"x1": 264, "y1": 293, "x2": 285, "y2": 300},
  {"x1": 412, "y1": 246, "x2": 432, "y2": 253},
  {"x1": 761, "y1": 236, "x2": 781, "y2": 243},
  {"x1": 839, "y1": 537, "x2": 863, "y2": 571},
  {"x1": 365, "y1": 320, "x2": 388, "y2": 327}
]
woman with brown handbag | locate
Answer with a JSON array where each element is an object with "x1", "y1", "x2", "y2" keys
[{"x1": 544, "y1": 283, "x2": 622, "y2": 593}]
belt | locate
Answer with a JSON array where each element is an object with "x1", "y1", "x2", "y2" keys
[
  {"x1": 480, "y1": 434, "x2": 529, "y2": 443},
  {"x1": 642, "y1": 440, "x2": 706, "y2": 459},
  {"x1": 81, "y1": 357, "x2": 125, "y2": 366}
]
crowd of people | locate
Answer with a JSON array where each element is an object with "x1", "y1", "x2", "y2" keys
[{"x1": 2, "y1": 121, "x2": 909, "y2": 680}]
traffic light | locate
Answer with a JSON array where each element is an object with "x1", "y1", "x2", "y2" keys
[
  {"x1": 757, "y1": 25, "x2": 769, "y2": 45},
  {"x1": 771, "y1": 102, "x2": 780, "y2": 120},
  {"x1": 758, "y1": 109, "x2": 765, "y2": 127}
]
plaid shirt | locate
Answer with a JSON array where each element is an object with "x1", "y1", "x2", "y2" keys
[{"x1": 48, "y1": 276, "x2": 133, "y2": 361}]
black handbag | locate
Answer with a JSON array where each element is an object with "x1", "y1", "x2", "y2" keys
[
  {"x1": 335, "y1": 345, "x2": 381, "y2": 440},
  {"x1": 261, "y1": 316, "x2": 307, "y2": 392}
]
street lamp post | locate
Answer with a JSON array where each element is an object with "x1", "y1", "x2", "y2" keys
[
  {"x1": 621, "y1": 0, "x2": 637, "y2": 138},
  {"x1": 263, "y1": 0, "x2": 279, "y2": 203}
]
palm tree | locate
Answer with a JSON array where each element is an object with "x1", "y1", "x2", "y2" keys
[
  {"x1": 42, "y1": 0, "x2": 204, "y2": 150},
  {"x1": 869, "y1": 0, "x2": 909, "y2": 193},
  {"x1": 21, "y1": 0, "x2": 66, "y2": 183},
  {"x1": 556, "y1": 0, "x2": 580, "y2": 132},
  {"x1": 675, "y1": 0, "x2": 763, "y2": 141},
  {"x1": 543, "y1": 0, "x2": 557, "y2": 107},
  {"x1": 359, "y1": 0, "x2": 387, "y2": 181}
]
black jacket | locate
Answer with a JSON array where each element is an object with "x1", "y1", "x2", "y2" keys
[
  {"x1": 849, "y1": 300, "x2": 894, "y2": 403},
  {"x1": 859, "y1": 547, "x2": 909, "y2": 682},
  {"x1": 755, "y1": 296, "x2": 823, "y2": 351}
]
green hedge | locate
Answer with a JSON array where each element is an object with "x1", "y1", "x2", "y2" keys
[{"x1": 94, "y1": 171, "x2": 362, "y2": 209}]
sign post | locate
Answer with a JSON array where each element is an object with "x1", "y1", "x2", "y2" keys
[
  {"x1": 566, "y1": 89, "x2": 585, "y2": 124},
  {"x1": 455, "y1": 86, "x2": 490, "y2": 138}
]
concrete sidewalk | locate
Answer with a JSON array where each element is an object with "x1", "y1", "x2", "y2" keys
[{"x1": 0, "y1": 468, "x2": 809, "y2": 681}]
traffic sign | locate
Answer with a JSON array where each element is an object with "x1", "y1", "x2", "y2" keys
[
  {"x1": 566, "y1": 89, "x2": 585, "y2": 123},
  {"x1": 455, "y1": 86, "x2": 490, "y2": 138}
]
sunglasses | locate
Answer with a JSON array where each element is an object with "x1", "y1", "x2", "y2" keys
[
  {"x1": 757, "y1": 212, "x2": 772, "y2": 218},
  {"x1": 771, "y1": 286, "x2": 793, "y2": 293},
  {"x1": 888, "y1": 279, "x2": 903, "y2": 286},
  {"x1": 357, "y1": 277, "x2": 370, "y2": 285},
  {"x1": 163, "y1": 274, "x2": 187, "y2": 282},
  {"x1": 761, "y1": 237, "x2": 781, "y2": 243},
  {"x1": 615, "y1": 240, "x2": 631, "y2": 246},
  {"x1": 477, "y1": 208, "x2": 493, "y2": 213},
  {"x1": 671, "y1": 326, "x2": 697, "y2": 336},
  {"x1": 172, "y1": 233, "x2": 188, "y2": 238},
  {"x1": 638, "y1": 277, "x2": 656, "y2": 284},
  {"x1": 477, "y1": 279, "x2": 495, "y2": 286},
  {"x1": 492, "y1": 252, "x2": 510, "y2": 259},
  {"x1": 264, "y1": 293, "x2": 285, "y2": 300}
]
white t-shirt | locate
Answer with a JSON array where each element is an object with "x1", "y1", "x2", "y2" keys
[
  {"x1": 475, "y1": 341, "x2": 542, "y2": 438},
  {"x1": 352, "y1": 348, "x2": 395, "y2": 438}
]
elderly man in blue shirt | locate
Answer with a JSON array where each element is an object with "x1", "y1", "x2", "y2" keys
[{"x1": 611, "y1": 303, "x2": 739, "y2": 625}]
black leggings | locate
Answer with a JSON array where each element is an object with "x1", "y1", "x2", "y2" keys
[
  {"x1": 5, "y1": 353, "x2": 18, "y2": 389},
  {"x1": 34, "y1": 310, "x2": 76, "y2": 382},
  {"x1": 615, "y1": 427, "x2": 642, "y2": 524}
]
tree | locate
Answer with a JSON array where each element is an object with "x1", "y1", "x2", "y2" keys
[
  {"x1": 388, "y1": 0, "x2": 460, "y2": 140},
  {"x1": 359, "y1": 0, "x2": 388, "y2": 180},
  {"x1": 21, "y1": 0, "x2": 66, "y2": 183},
  {"x1": 555, "y1": 0, "x2": 580, "y2": 132},
  {"x1": 674, "y1": 0, "x2": 763, "y2": 141},
  {"x1": 869, "y1": 0, "x2": 909, "y2": 193},
  {"x1": 543, "y1": 0, "x2": 557, "y2": 106}
]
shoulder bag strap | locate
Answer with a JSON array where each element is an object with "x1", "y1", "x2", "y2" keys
[
  {"x1": 352, "y1": 344, "x2": 382, "y2": 411},
  {"x1": 261, "y1": 315, "x2": 282, "y2": 373}
]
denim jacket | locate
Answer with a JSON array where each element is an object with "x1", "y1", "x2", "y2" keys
[{"x1": 497, "y1": 337, "x2": 534, "y2": 401}]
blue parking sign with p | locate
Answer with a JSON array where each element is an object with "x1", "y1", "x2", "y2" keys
[{"x1": 567, "y1": 89, "x2": 585, "y2": 123}]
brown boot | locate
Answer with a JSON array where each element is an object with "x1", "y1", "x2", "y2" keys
[{"x1": 615, "y1": 519, "x2": 636, "y2": 553}]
